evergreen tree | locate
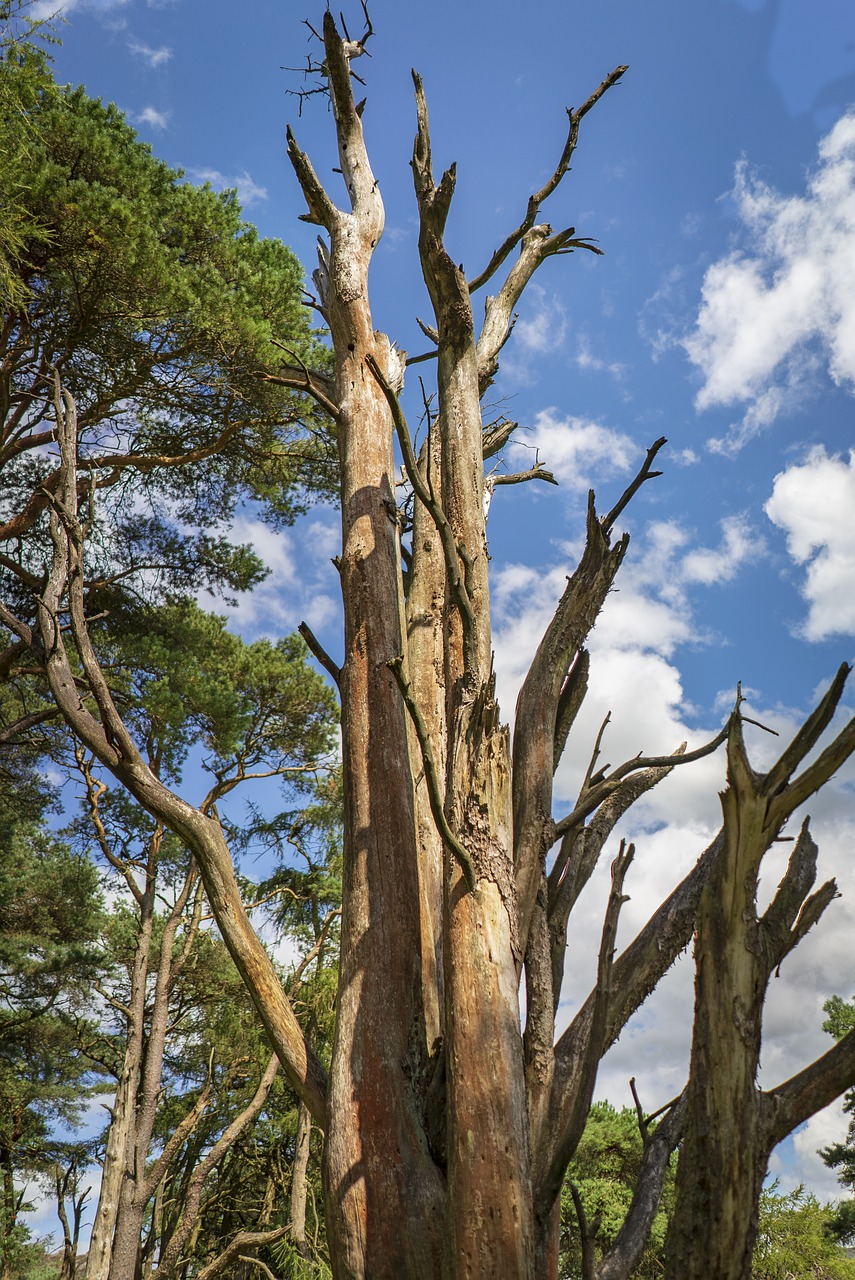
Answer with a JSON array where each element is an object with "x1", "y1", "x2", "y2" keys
[
  {"x1": 822, "y1": 993, "x2": 855, "y2": 1247},
  {"x1": 0, "y1": 803, "x2": 104, "y2": 1280}
]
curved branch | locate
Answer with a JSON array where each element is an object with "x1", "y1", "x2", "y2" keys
[{"x1": 387, "y1": 654, "x2": 476, "y2": 891}]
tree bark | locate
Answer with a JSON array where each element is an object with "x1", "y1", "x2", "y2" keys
[
  {"x1": 666, "y1": 672, "x2": 855, "y2": 1278},
  {"x1": 288, "y1": 15, "x2": 445, "y2": 1277},
  {"x1": 289, "y1": 1101, "x2": 312, "y2": 1260}
]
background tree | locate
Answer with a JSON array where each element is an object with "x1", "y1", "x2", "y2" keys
[
  {"x1": 0, "y1": 801, "x2": 104, "y2": 1280},
  {"x1": 558, "y1": 1102, "x2": 855, "y2": 1280},
  {"x1": 0, "y1": 10, "x2": 336, "y2": 730},
  {"x1": 821, "y1": 992, "x2": 855, "y2": 1249},
  {"x1": 559, "y1": 1101, "x2": 675, "y2": 1280},
  {"x1": 63, "y1": 601, "x2": 336, "y2": 1280}
]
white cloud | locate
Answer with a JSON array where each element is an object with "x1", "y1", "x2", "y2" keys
[
  {"x1": 765, "y1": 446, "x2": 855, "y2": 640},
  {"x1": 685, "y1": 109, "x2": 855, "y2": 452},
  {"x1": 188, "y1": 167, "x2": 268, "y2": 208},
  {"x1": 128, "y1": 40, "x2": 172, "y2": 68},
  {"x1": 201, "y1": 512, "x2": 340, "y2": 647},
  {"x1": 136, "y1": 105, "x2": 169, "y2": 130},
  {"x1": 506, "y1": 410, "x2": 638, "y2": 490},
  {"x1": 574, "y1": 333, "x2": 625, "y2": 380},
  {"x1": 789, "y1": 1098, "x2": 850, "y2": 1199},
  {"x1": 28, "y1": 0, "x2": 128, "y2": 15},
  {"x1": 514, "y1": 285, "x2": 568, "y2": 356},
  {"x1": 680, "y1": 513, "x2": 761, "y2": 586}
]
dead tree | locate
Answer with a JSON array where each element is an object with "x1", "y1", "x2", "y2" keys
[
  {"x1": 2, "y1": 12, "x2": 855, "y2": 1279},
  {"x1": 665, "y1": 674, "x2": 855, "y2": 1279}
]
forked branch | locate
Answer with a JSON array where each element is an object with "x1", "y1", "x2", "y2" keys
[{"x1": 469, "y1": 64, "x2": 629, "y2": 294}]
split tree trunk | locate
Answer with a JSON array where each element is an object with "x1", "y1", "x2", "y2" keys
[{"x1": 287, "y1": 17, "x2": 446, "y2": 1277}]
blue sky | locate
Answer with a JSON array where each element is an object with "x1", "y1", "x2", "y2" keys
[{"x1": 24, "y1": 0, "x2": 855, "y2": 1243}]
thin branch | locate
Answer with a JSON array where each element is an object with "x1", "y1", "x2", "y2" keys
[
  {"x1": 264, "y1": 341, "x2": 340, "y2": 420},
  {"x1": 468, "y1": 64, "x2": 629, "y2": 294},
  {"x1": 0, "y1": 707, "x2": 60, "y2": 744},
  {"x1": 287, "y1": 908, "x2": 342, "y2": 995},
  {"x1": 601, "y1": 436, "x2": 667, "y2": 533},
  {"x1": 552, "y1": 722, "x2": 729, "y2": 843},
  {"x1": 569, "y1": 1180, "x2": 600, "y2": 1280},
  {"x1": 387, "y1": 655, "x2": 476, "y2": 891},
  {"x1": 490, "y1": 466, "x2": 558, "y2": 489},
  {"x1": 237, "y1": 1259, "x2": 279, "y2": 1280},
  {"x1": 298, "y1": 621, "x2": 341, "y2": 687}
]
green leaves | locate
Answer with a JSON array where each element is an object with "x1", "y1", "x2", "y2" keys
[
  {"x1": 99, "y1": 600, "x2": 337, "y2": 779},
  {"x1": 1, "y1": 31, "x2": 336, "y2": 626}
]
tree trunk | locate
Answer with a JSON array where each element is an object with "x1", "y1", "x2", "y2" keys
[
  {"x1": 666, "y1": 676, "x2": 855, "y2": 1277},
  {"x1": 289, "y1": 1101, "x2": 312, "y2": 1260},
  {"x1": 288, "y1": 17, "x2": 446, "y2": 1277}
]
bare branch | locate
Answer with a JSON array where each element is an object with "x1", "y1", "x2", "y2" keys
[
  {"x1": 476, "y1": 224, "x2": 603, "y2": 393},
  {"x1": 195, "y1": 1227, "x2": 291, "y2": 1280},
  {"x1": 387, "y1": 654, "x2": 476, "y2": 891},
  {"x1": 0, "y1": 707, "x2": 59, "y2": 744},
  {"x1": 155, "y1": 1055, "x2": 281, "y2": 1278},
  {"x1": 554, "y1": 648, "x2": 590, "y2": 774},
  {"x1": 489, "y1": 465, "x2": 558, "y2": 489},
  {"x1": 595, "y1": 1094, "x2": 686, "y2": 1280},
  {"x1": 569, "y1": 1180, "x2": 600, "y2": 1280},
  {"x1": 552, "y1": 723, "x2": 729, "y2": 844},
  {"x1": 600, "y1": 436, "x2": 667, "y2": 534},
  {"x1": 764, "y1": 661, "x2": 851, "y2": 797},
  {"x1": 286, "y1": 125, "x2": 340, "y2": 230},
  {"x1": 298, "y1": 620, "x2": 341, "y2": 687},
  {"x1": 468, "y1": 65, "x2": 629, "y2": 294},
  {"x1": 765, "y1": 1027, "x2": 855, "y2": 1146}
]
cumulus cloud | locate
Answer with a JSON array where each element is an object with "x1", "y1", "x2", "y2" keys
[
  {"x1": 506, "y1": 410, "x2": 638, "y2": 491},
  {"x1": 135, "y1": 105, "x2": 169, "y2": 129},
  {"x1": 513, "y1": 285, "x2": 568, "y2": 356},
  {"x1": 129, "y1": 40, "x2": 172, "y2": 68},
  {"x1": 684, "y1": 109, "x2": 855, "y2": 452},
  {"x1": 188, "y1": 167, "x2": 268, "y2": 208},
  {"x1": 201, "y1": 513, "x2": 340, "y2": 647},
  {"x1": 765, "y1": 446, "x2": 855, "y2": 640},
  {"x1": 490, "y1": 508, "x2": 764, "y2": 831},
  {"x1": 28, "y1": 0, "x2": 129, "y2": 16}
]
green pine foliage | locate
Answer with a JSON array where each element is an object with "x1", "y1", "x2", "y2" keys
[
  {"x1": 559, "y1": 1102, "x2": 855, "y2": 1279},
  {"x1": 1, "y1": 10, "x2": 336, "y2": 622},
  {"x1": 559, "y1": 1102, "x2": 674, "y2": 1279},
  {"x1": 822, "y1": 993, "x2": 855, "y2": 1247},
  {"x1": 0, "y1": 802, "x2": 105, "y2": 1277}
]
